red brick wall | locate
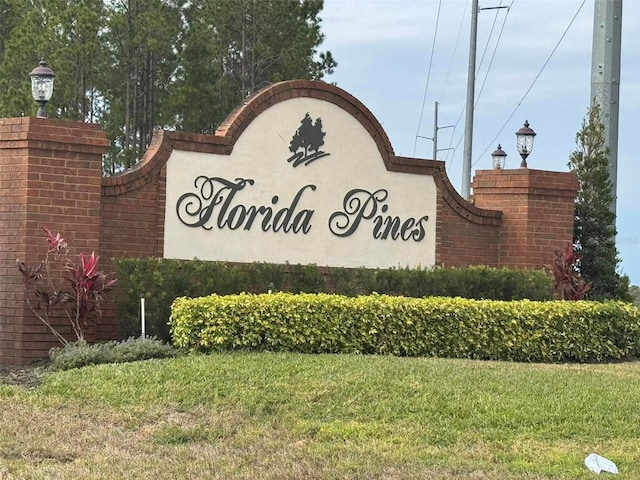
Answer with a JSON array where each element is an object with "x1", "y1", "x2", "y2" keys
[
  {"x1": 0, "y1": 117, "x2": 108, "y2": 365},
  {"x1": 434, "y1": 167, "x2": 502, "y2": 267},
  {"x1": 472, "y1": 168, "x2": 578, "y2": 269},
  {"x1": 0, "y1": 119, "x2": 29, "y2": 366}
]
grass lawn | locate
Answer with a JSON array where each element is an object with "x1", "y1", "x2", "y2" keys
[{"x1": 1, "y1": 353, "x2": 639, "y2": 479}]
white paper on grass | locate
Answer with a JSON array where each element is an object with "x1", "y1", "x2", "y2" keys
[{"x1": 584, "y1": 453, "x2": 619, "y2": 474}]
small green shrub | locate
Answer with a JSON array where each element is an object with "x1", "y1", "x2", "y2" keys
[
  {"x1": 170, "y1": 293, "x2": 640, "y2": 363},
  {"x1": 114, "y1": 258, "x2": 554, "y2": 343},
  {"x1": 49, "y1": 337, "x2": 179, "y2": 371}
]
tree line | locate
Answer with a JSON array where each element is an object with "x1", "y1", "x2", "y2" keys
[
  {"x1": 0, "y1": 0, "x2": 336, "y2": 174},
  {"x1": 0, "y1": 1, "x2": 630, "y2": 301}
]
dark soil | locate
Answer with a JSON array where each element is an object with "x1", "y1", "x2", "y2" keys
[{"x1": 0, "y1": 363, "x2": 49, "y2": 389}]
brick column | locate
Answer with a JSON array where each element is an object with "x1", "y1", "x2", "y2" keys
[
  {"x1": 0, "y1": 117, "x2": 108, "y2": 366},
  {"x1": 472, "y1": 168, "x2": 578, "y2": 269}
]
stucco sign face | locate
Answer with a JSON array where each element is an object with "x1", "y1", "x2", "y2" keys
[{"x1": 164, "y1": 95, "x2": 437, "y2": 268}]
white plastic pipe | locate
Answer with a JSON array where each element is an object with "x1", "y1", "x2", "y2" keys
[{"x1": 141, "y1": 295, "x2": 146, "y2": 338}]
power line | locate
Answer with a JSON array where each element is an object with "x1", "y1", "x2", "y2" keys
[
  {"x1": 474, "y1": 1, "x2": 512, "y2": 109},
  {"x1": 443, "y1": 2, "x2": 508, "y2": 168},
  {"x1": 438, "y1": 0, "x2": 469, "y2": 103},
  {"x1": 443, "y1": 105, "x2": 465, "y2": 167},
  {"x1": 473, "y1": 0, "x2": 587, "y2": 166},
  {"x1": 475, "y1": 1, "x2": 504, "y2": 84},
  {"x1": 413, "y1": 0, "x2": 443, "y2": 157},
  {"x1": 437, "y1": 1, "x2": 469, "y2": 167}
]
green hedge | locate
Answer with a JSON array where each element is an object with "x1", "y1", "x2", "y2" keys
[
  {"x1": 170, "y1": 293, "x2": 640, "y2": 363},
  {"x1": 114, "y1": 258, "x2": 553, "y2": 342}
]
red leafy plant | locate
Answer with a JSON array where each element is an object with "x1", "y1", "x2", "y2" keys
[
  {"x1": 548, "y1": 242, "x2": 592, "y2": 300},
  {"x1": 16, "y1": 226, "x2": 116, "y2": 345}
]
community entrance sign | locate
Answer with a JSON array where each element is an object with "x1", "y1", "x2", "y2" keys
[
  {"x1": 1, "y1": 79, "x2": 580, "y2": 365},
  {"x1": 163, "y1": 97, "x2": 437, "y2": 268}
]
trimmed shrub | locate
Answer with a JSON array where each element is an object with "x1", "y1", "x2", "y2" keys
[
  {"x1": 170, "y1": 293, "x2": 640, "y2": 363},
  {"x1": 49, "y1": 337, "x2": 179, "y2": 371},
  {"x1": 114, "y1": 258, "x2": 553, "y2": 342}
]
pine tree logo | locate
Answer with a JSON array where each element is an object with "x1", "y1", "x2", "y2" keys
[{"x1": 286, "y1": 113, "x2": 330, "y2": 167}]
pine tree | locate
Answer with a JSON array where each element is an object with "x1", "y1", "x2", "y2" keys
[{"x1": 568, "y1": 103, "x2": 630, "y2": 300}]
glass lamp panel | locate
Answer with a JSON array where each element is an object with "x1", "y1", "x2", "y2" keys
[
  {"x1": 31, "y1": 76, "x2": 54, "y2": 101},
  {"x1": 516, "y1": 134, "x2": 534, "y2": 155},
  {"x1": 491, "y1": 146, "x2": 506, "y2": 169}
]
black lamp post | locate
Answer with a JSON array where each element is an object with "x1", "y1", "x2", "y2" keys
[
  {"x1": 515, "y1": 120, "x2": 536, "y2": 168},
  {"x1": 29, "y1": 59, "x2": 55, "y2": 118},
  {"x1": 491, "y1": 144, "x2": 507, "y2": 169}
]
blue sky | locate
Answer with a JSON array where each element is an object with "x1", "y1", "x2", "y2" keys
[{"x1": 320, "y1": 0, "x2": 640, "y2": 285}]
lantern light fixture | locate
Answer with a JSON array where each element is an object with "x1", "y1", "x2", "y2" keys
[
  {"x1": 491, "y1": 144, "x2": 507, "y2": 169},
  {"x1": 29, "y1": 59, "x2": 55, "y2": 118},
  {"x1": 515, "y1": 120, "x2": 536, "y2": 168}
]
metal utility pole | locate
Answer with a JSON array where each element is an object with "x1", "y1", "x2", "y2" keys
[
  {"x1": 461, "y1": 1, "x2": 508, "y2": 199},
  {"x1": 461, "y1": 0, "x2": 479, "y2": 199},
  {"x1": 433, "y1": 101, "x2": 439, "y2": 160},
  {"x1": 416, "y1": 102, "x2": 454, "y2": 160},
  {"x1": 432, "y1": 102, "x2": 455, "y2": 159},
  {"x1": 591, "y1": 0, "x2": 622, "y2": 215}
]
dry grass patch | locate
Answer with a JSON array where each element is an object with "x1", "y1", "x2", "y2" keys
[{"x1": 0, "y1": 399, "x2": 329, "y2": 480}]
